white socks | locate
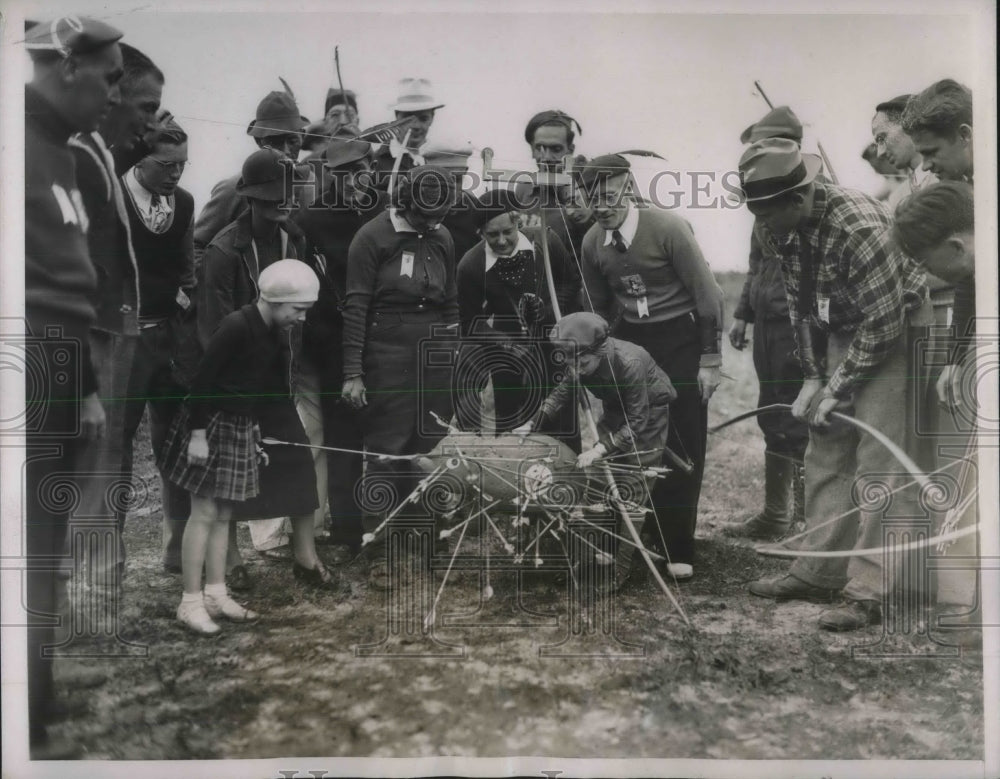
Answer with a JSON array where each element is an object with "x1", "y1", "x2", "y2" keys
[{"x1": 203, "y1": 583, "x2": 227, "y2": 600}]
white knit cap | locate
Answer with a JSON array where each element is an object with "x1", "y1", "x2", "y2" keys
[{"x1": 258, "y1": 259, "x2": 320, "y2": 303}]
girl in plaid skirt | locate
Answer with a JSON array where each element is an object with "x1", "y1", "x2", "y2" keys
[{"x1": 160, "y1": 260, "x2": 320, "y2": 634}]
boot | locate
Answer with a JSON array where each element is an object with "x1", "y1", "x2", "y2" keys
[{"x1": 723, "y1": 451, "x2": 793, "y2": 540}]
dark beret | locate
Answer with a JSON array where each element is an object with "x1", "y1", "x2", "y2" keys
[
  {"x1": 471, "y1": 186, "x2": 533, "y2": 228},
  {"x1": 324, "y1": 88, "x2": 358, "y2": 116},
  {"x1": 524, "y1": 109, "x2": 582, "y2": 144}
]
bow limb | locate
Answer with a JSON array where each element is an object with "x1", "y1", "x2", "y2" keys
[
  {"x1": 828, "y1": 410, "x2": 930, "y2": 490},
  {"x1": 708, "y1": 403, "x2": 792, "y2": 435}
]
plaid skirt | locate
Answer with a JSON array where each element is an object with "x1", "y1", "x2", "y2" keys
[{"x1": 158, "y1": 404, "x2": 260, "y2": 502}]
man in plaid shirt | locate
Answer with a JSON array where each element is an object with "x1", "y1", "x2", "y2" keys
[{"x1": 738, "y1": 138, "x2": 932, "y2": 631}]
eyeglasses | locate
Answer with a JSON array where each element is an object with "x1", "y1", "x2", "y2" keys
[{"x1": 147, "y1": 158, "x2": 187, "y2": 174}]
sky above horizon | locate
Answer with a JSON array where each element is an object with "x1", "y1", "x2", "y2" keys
[{"x1": 6, "y1": 1, "x2": 988, "y2": 271}]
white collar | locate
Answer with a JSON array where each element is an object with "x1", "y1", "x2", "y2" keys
[
  {"x1": 389, "y1": 207, "x2": 439, "y2": 234},
  {"x1": 484, "y1": 231, "x2": 533, "y2": 272},
  {"x1": 125, "y1": 167, "x2": 169, "y2": 216},
  {"x1": 602, "y1": 201, "x2": 638, "y2": 247},
  {"x1": 911, "y1": 166, "x2": 937, "y2": 189}
]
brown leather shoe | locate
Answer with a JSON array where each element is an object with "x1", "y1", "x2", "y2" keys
[
  {"x1": 722, "y1": 513, "x2": 790, "y2": 541},
  {"x1": 818, "y1": 600, "x2": 882, "y2": 631},
  {"x1": 749, "y1": 574, "x2": 839, "y2": 603}
]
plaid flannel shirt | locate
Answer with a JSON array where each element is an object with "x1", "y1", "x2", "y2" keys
[{"x1": 772, "y1": 183, "x2": 927, "y2": 399}]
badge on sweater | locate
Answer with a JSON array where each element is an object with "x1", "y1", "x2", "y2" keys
[
  {"x1": 401, "y1": 251, "x2": 415, "y2": 278},
  {"x1": 817, "y1": 295, "x2": 830, "y2": 323},
  {"x1": 621, "y1": 274, "x2": 647, "y2": 298},
  {"x1": 637, "y1": 297, "x2": 650, "y2": 318}
]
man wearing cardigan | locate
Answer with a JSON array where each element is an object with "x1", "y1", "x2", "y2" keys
[
  {"x1": 120, "y1": 121, "x2": 196, "y2": 574},
  {"x1": 579, "y1": 154, "x2": 725, "y2": 581}
]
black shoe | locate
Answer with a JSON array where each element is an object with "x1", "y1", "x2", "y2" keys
[
  {"x1": 818, "y1": 600, "x2": 882, "y2": 631},
  {"x1": 226, "y1": 564, "x2": 253, "y2": 593},
  {"x1": 292, "y1": 560, "x2": 340, "y2": 591},
  {"x1": 749, "y1": 574, "x2": 839, "y2": 603}
]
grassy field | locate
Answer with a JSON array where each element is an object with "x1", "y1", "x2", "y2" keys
[{"x1": 47, "y1": 271, "x2": 985, "y2": 763}]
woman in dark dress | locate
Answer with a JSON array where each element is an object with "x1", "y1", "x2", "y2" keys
[
  {"x1": 340, "y1": 165, "x2": 459, "y2": 554},
  {"x1": 454, "y1": 187, "x2": 580, "y2": 445}
]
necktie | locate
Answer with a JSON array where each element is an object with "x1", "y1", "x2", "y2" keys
[
  {"x1": 611, "y1": 229, "x2": 628, "y2": 253},
  {"x1": 149, "y1": 193, "x2": 170, "y2": 232}
]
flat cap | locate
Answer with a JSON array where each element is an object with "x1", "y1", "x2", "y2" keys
[
  {"x1": 551, "y1": 312, "x2": 610, "y2": 354},
  {"x1": 422, "y1": 141, "x2": 474, "y2": 172},
  {"x1": 25, "y1": 16, "x2": 123, "y2": 57}
]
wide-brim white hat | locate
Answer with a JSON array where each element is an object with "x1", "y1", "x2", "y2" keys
[{"x1": 389, "y1": 77, "x2": 445, "y2": 113}]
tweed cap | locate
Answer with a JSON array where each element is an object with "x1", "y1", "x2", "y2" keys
[
  {"x1": 25, "y1": 16, "x2": 123, "y2": 57},
  {"x1": 551, "y1": 312, "x2": 610, "y2": 354}
]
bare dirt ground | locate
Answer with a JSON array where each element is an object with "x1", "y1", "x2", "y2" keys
[{"x1": 48, "y1": 273, "x2": 985, "y2": 762}]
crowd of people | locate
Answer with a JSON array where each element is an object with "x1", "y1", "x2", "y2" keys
[{"x1": 22, "y1": 14, "x2": 979, "y2": 759}]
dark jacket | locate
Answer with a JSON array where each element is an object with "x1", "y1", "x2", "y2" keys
[
  {"x1": 456, "y1": 226, "x2": 578, "y2": 341},
  {"x1": 192, "y1": 173, "x2": 242, "y2": 268},
  {"x1": 539, "y1": 337, "x2": 675, "y2": 464},
  {"x1": 196, "y1": 210, "x2": 307, "y2": 348},
  {"x1": 733, "y1": 220, "x2": 789, "y2": 323},
  {"x1": 186, "y1": 303, "x2": 285, "y2": 428},
  {"x1": 24, "y1": 85, "x2": 98, "y2": 394},
  {"x1": 292, "y1": 190, "x2": 388, "y2": 387},
  {"x1": 68, "y1": 131, "x2": 140, "y2": 335}
]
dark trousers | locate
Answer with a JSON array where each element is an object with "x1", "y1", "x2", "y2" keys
[
  {"x1": 120, "y1": 323, "x2": 190, "y2": 567},
  {"x1": 25, "y1": 338, "x2": 83, "y2": 744},
  {"x1": 319, "y1": 385, "x2": 365, "y2": 546},
  {"x1": 616, "y1": 314, "x2": 706, "y2": 564},
  {"x1": 360, "y1": 313, "x2": 454, "y2": 528},
  {"x1": 71, "y1": 330, "x2": 136, "y2": 581},
  {"x1": 752, "y1": 316, "x2": 808, "y2": 459}
]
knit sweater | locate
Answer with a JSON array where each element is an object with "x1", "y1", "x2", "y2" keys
[
  {"x1": 122, "y1": 183, "x2": 196, "y2": 320},
  {"x1": 341, "y1": 210, "x2": 458, "y2": 378},
  {"x1": 581, "y1": 205, "x2": 724, "y2": 367},
  {"x1": 24, "y1": 86, "x2": 98, "y2": 395}
]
